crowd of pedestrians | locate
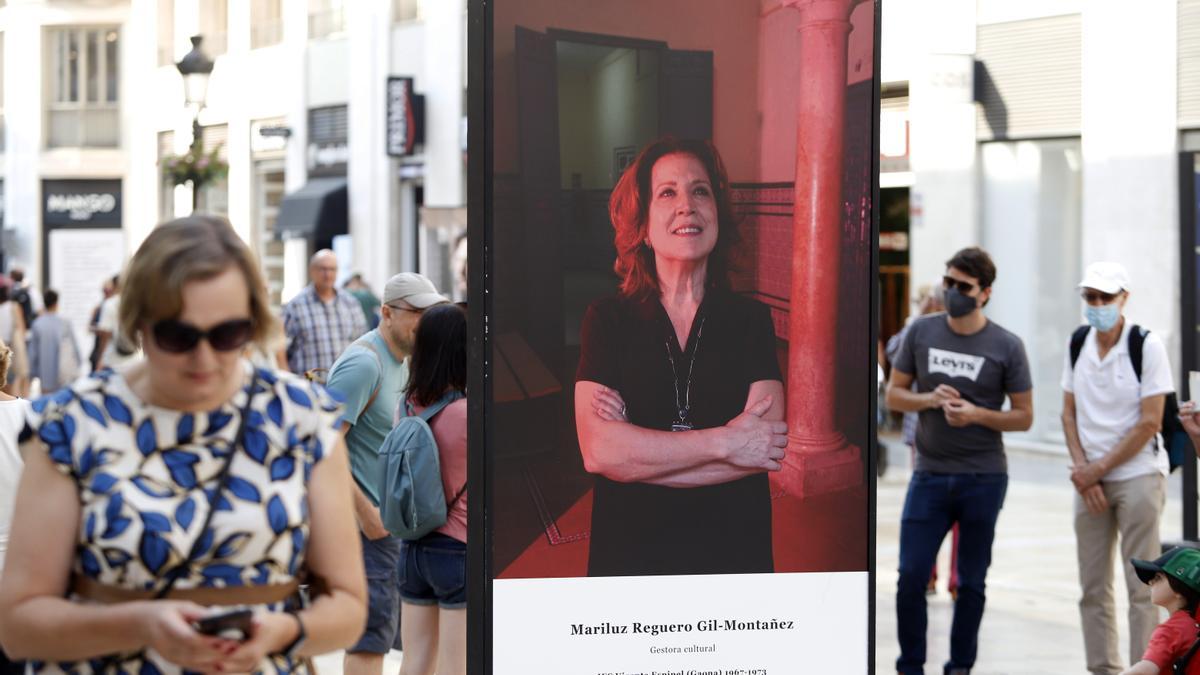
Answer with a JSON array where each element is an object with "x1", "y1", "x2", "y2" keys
[
  {"x1": 882, "y1": 247, "x2": 1200, "y2": 675},
  {"x1": 6, "y1": 218, "x2": 1200, "y2": 674},
  {"x1": 0, "y1": 215, "x2": 467, "y2": 674}
]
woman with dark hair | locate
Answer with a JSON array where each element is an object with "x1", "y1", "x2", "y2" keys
[
  {"x1": 576, "y1": 137, "x2": 788, "y2": 577},
  {"x1": 396, "y1": 303, "x2": 468, "y2": 675}
]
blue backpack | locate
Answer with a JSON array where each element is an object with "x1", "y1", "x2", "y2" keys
[{"x1": 377, "y1": 391, "x2": 466, "y2": 540}]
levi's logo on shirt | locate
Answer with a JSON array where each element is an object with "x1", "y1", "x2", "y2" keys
[{"x1": 928, "y1": 347, "x2": 986, "y2": 381}]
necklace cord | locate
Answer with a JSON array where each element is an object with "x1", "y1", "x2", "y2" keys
[{"x1": 664, "y1": 316, "x2": 706, "y2": 423}]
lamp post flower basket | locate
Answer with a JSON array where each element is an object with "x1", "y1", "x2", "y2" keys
[{"x1": 163, "y1": 143, "x2": 228, "y2": 189}]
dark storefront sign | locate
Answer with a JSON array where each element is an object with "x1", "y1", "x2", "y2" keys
[
  {"x1": 386, "y1": 76, "x2": 425, "y2": 157},
  {"x1": 43, "y1": 179, "x2": 122, "y2": 227}
]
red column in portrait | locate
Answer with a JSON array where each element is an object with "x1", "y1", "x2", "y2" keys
[{"x1": 778, "y1": 0, "x2": 865, "y2": 498}]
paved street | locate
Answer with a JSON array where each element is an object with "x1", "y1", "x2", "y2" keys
[{"x1": 875, "y1": 437, "x2": 1186, "y2": 674}]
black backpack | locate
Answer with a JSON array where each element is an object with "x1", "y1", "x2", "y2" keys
[
  {"x1": 11, "y1": 285, "x2": 34, "y2": 328},
  {"x1": 1175, "y1": 619, "x2": 1200, "y2": 673},
  {"x1": 1069, "y1": 324, "x2": 1189, "y2": 472}
]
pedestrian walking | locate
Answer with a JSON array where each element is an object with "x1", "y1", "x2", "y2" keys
[
  {"x1": 8, "y1": 267, "x2": 41, "y2": 329},
  {"x1": 344, "y1": 272, "x2": 382, "y2": 330},
  {"x1": 0, "y1": 215, "x2": 367, "y2": 672},
  {"x1": 326, "y1": 272, "x2": 447, "y2": 675},
  {"x1": 396, "y1": 303, "x2": 468, "y2": 675},
  {"x1": 281, "y1": 249, "x2": 367, "y2": 376},
  {"x1": 27, "y1": 290, "x2": 81, "y2": 394},
  {"x1": 87, "y1": 277, "x2": 116, "y2": 373},
  {"x1": 94, "y1": 274, "x2": 139, "y2": 371},
  {"x1": 1062, "y1": 262, "x2": 1174, "y2": 675},
  {"x1": 886, "y1": 246, "x2": 1034, "y2": 675}
]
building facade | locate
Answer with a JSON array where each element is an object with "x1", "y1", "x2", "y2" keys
[
  {"x1": 0, "y1": 0, "x2": 466, "y2": 352},
  {"x1": 882, "y1": 0, "x2": 1195, "y2": 451}
]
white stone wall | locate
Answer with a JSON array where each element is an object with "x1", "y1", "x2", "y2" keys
[{"x1": 1080, "y1": 1, "x2": 1180, "y2": 371}]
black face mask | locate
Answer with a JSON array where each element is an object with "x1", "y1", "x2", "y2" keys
[{"x1": 945, "y1": 288, "x2": 978, "y2": 318}]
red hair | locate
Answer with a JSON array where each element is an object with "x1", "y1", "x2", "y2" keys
[{"x1": 609, "y1": 137, "x2": 740, "y2": 299}]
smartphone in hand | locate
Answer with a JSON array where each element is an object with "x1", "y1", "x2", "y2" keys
[{"x1": 193, "y1": 608, "x2": 253, "y2": 641}]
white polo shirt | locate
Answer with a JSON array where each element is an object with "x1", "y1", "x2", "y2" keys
[{"x1": 1061, "y1": 320, "x2": 1175, "y2": 482}]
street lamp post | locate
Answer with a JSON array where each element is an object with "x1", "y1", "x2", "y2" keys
[{"x1": 176, "y1": 35, "x2": 214, "y2": 212}]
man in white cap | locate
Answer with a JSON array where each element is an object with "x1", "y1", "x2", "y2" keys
[
  {"x1": 325, "y1": 272, "x2": 448, "y2": 674},
  {"x1": 1061, "y1": 261, "x2": 1174, "y2": 675}
]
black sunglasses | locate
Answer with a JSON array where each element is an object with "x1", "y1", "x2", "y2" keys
[
  {"x1": 151, "y1": 318, "x2": 254, "y2": 354},
  {"x1": 942, "y1": 275, "x2": 978, "y2": 295},
  {"x1": 1081, "y1": 290, "x2": 1119, "y2": 304}
]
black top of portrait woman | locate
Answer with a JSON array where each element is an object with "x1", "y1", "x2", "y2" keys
[{"x1": 576, "y1": 288, "x2": 782, "y2": 577}]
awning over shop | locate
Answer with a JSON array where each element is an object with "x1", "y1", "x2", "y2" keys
[{"x1": 275, "y1": 177, "x2": 347, "y2": 244}]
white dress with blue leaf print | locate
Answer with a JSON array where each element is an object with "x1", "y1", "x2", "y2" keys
[{"x1": 20, "y1": 361, "x2": 344, "y2": 674}]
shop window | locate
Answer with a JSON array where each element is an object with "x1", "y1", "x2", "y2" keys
[
  {"x1": 156, "y1": 0, "x2": 173, "y2": 67},
  {"x1": 309, "y1": 0, "x2": 346, "y2": 40},
  {"x1": 0, "y1": 33, "x2": 5, "y2": 153},
  {"x1": 196, "y1": 124, "x2": 229, "y2": 216},
  {"x1": 394, "y1": 0, "x2": 422, "y2": 22},
  {"x1": 251, "y1": 0, "x2": 283, "y2": 49},
  {"x1": 200, "y1": 0, "x2": 228, "y2": 56},
  {"x1": 46, "y1": 27, "x2": 119, "y2": 148}
]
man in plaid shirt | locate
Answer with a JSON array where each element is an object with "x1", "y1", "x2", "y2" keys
[{"x1": 282, "y1": 249, "x2": 368, "y2": 375}]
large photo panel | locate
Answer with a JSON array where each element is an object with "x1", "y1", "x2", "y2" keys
[{"x1": 478, "y1": 0, "x2": 879, "y2": 671}]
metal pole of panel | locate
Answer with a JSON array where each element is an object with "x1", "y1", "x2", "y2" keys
[{"x1": 1180, "y1": 151, "x2": 1197, "y2": 542}]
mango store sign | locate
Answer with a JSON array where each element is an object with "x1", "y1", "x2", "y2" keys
[{"x1": 43, "y1": 180, "x2": 122, "y2": 227}]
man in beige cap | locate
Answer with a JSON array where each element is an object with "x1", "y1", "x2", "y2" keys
[
  {"x1": 325, "y1": 272, "x2": 448, "y2": 673},
  {"x1": 1061, "y1": 261, "x2": 1174, "y2": 674}
]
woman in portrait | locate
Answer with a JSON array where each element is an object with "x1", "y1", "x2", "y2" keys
[
  {"x1": 575, "y1": 137, "x2": 789, "y2": 577},
  {"x1": 0, "y1": 215, "x2": 366, "y2": 673}
]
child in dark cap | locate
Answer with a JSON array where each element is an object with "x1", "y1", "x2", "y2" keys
[{"x1": 1122, "y1": 547, "x2": 1200, "y2": 674}]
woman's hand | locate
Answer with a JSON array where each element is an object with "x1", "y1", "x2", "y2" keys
[
  {"x1": 138, "y1": 601, "x2": 236, "y2": 671},
  {"x1": 591, "y1": 385, "x2": 629, "y2": 422},
  {"x1": 1181, "y1": 400, "x2": 1200, "y2": 441},
  {"x1": 218, "y1": 611, "x2": 300, "y2": 673},
  {"x1": 722, "y1": 396, "x2": 788, "y2": 471}
]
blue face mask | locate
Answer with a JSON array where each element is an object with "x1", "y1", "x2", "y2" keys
[{"x1": 1085, "y1": 303, "x2": 1121, "y2": 332}]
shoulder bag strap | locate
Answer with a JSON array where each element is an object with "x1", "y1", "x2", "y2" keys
[
  {"x1": 1128, "y1": 324, "x2": 1146, "y2": 382},
  {"x1": 429, "y1": 391, "x2": 467, "y2": 508},
  {"x1": 351, "y1": 339, "x2": 385, "y2": 414},
  {"x1": 411, "y1": 390, "x2": 464, "y2": 423},
  {"x1": 1174, "y1": 626, "x2": 1200, "y2": 674},
  {"x1": 1069, "y1": 325, "x2": 1090, "y2": 370},
  {"x1": 154, "y1": 372, "x2": 261, "y2": 600}
]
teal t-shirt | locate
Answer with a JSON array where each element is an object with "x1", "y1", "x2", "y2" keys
[{"x1": 325, "y1": 329, "x2": 409, "y2": 505}]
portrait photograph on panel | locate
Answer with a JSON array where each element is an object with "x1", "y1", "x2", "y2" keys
[{"x1": 473, "y1": 0, "x2": 880, "y2": 671}]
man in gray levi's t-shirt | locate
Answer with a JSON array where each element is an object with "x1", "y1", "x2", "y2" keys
[
  {"x1": 895, "y1": 313, "x2": 1033, "y2": 474},
  {"x1": 886, "y1": 247, "x2": 1033, "y2": 675}
]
